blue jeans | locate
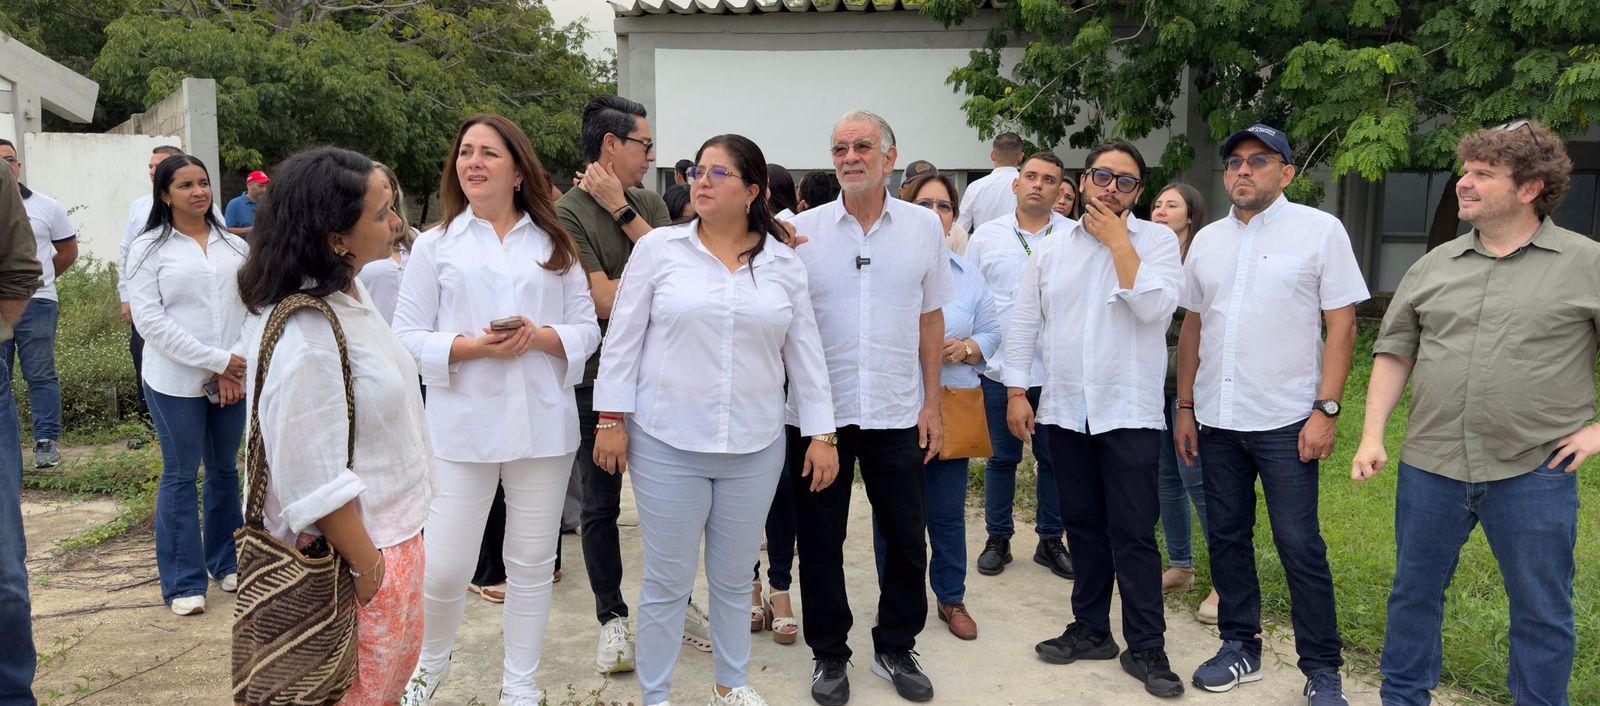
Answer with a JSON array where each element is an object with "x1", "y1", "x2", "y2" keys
[
  {"x1": 1381, "y1": 460, "x2": 1578, "y2": 706},
  {"x1": 0, "y1": 385, "x2": 35, "y2": 705},
  {"x1": 872, "y1": 457, "x2": 970, "y2": 606},
  {"x1": 0, "y1": 300, "x2": 62, "y2": 441},
  {"x1": 979, "y1": 377, "x2": 1062, "y2": 539},
  {"x1": 1199, "y1": 419, "x2": 1343, "y2": 675},
  {"x1": 1158, "y1": 393, "x2": 1207, "y2": 567},
  {"x1": 145, "y1": 385, "x2": 245, "y2": 603}
]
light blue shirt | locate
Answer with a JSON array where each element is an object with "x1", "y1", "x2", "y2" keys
[{"x1": 940, "y1": 253, "x2": 1001, "y2": 389}]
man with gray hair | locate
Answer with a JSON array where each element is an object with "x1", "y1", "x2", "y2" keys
[{"x1": 785, "y1": 109, "x2": 952, "y2": 705}]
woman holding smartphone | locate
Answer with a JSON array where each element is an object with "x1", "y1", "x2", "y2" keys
[
  {"x1": 126, "y1": 154, "x2": 249, "y2": 617},
  {"x1": 393, "y1": 114, "x2": 600, "y2": 706},
  {"x1": 236, "y1": 146, "x2": 433, "y2": 704},
  {"x1": 593, "y1": 134, "x2": 836, "y2": 706}
]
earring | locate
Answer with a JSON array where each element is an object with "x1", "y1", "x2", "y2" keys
[
  {"x1": 745, "y1": 202, "x2": 751, "y2": 214},
  {"x1": 515, "y1": 183, "x2": 522, "y2": 192},
  {"x1": 334, "y1": 245, "x2": 351, "y2": 258}
]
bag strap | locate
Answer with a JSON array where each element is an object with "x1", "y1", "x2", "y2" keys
[{"x1": 242, "y1": 293, "x2": 356, "y2": 527}]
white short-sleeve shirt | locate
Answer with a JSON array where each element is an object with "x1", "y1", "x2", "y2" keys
[
  {"x1": 956, "y1": 167, "x2": 1019, "y2": 233},
  {"x1": 20, "y1": 189, "x2": 77, "y2": 302},
  {"x1": 786, "y1": 194, "x2": 955, "y2": 429},
  {"x1": 1180, "y1": 195, "x2": 1370, "y2": 431}
]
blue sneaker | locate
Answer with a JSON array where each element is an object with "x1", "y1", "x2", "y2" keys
[
  {"x1": 1191, "y1": 640, "x2": 1262, "y2": 692},
  {"x1": 1304, "y1": 671, "x2": 1349, "y2": 706}
]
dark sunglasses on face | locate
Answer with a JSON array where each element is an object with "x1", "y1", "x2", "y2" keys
[
  {"x1": 1086, "y1": 167, "x2": 1142, "y2": 193},
  {"x1": 1224, "y1": 153, "x2": 1286, "y2": 173},
  {"x1": 914, "y1": 198, "x2": 954, "y2": 213},
  {"x1": 686, "y1": 165, "x2": 744, "y2": 185}
]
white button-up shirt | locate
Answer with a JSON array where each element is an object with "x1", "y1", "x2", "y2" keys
[
  {"x1": 1003, "y1": 215, "x2": 1182, "y2": 433},
  {"x1": 244, "y1": 281, "x2": 434, "y2": 548},
  {"x1": 594, "y1": 222, "x2": 834, "y2": 453},
  {"x1": 118, "y1": 195, "x2": 224, "y2": 302},
  {"x1": 1180, "y1": 195, "x2": 1370, "y2": 431},
  {"x1": 356, "y1": 250, "x2": 408, "y2": 325},
  {"x1": 127, "y1": 225, "x2": 249, "y2": 398},
  {"x1": 393, "y1": 209, "x2": 601, "y2": 463},
  {"x1": 956, "y1": 166, "x2": 1019, "y2": 232},
  {"x1": 787, "y1": 195, "x2": 954, "y2": 429},
  {"x1": 21, "y1": 189, "x2": 76, "y2": 302},
  {"x1": 939, "y1": 252, "x2": 1002, "y2": 389},
  {"x1": 964, "y1": 211, "x2": 1076, "y2": 387}
]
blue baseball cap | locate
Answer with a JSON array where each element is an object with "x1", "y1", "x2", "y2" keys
[{"x1": 1220, "y1": 124, "x2": 1293, "y2": 164}]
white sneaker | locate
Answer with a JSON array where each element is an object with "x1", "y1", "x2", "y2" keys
[
  {"x1": 401, "y1": 658, "x2": 451, "y2": 705},
  {"x1": 710, "y1": 686, "x2": 769, "y2": 706},
  {"x1": 498, "y1": 690, "x2": 547, "y2": 706},
  {"x1": 219, "y1": 573, "x2": 238, "y2": 592},
  {"x1": 596, "y1": 616, "x2": 636, "y2": 674},
  {"x1": 170, "y1": 595, "x2": 205, "y2": 616},
  {"x1": 683, "y1": 599, "x2": 712, "y2": 653}
]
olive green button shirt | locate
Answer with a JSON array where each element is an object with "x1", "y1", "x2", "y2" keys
[
  {"x1": 556, "y1": 185, "x2": 671, "y2": 387},
  {"x1": 0, "y1": 165, "x2": 44, "y2": 343},
  {"x1": 1374, "y1": 218, "x2": 1600, "y2": 482}
]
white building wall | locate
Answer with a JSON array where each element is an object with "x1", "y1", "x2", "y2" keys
[{"x1": 20, "y1": 132, "x2": 184, "y2": 266}]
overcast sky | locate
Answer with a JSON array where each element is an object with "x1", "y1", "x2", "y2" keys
[{"x1": 548, "y1": 0, "x2": 619, "y2": 59}]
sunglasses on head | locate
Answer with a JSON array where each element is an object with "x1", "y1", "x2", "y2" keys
[
  {"x1": 1495, "y1": 119, "x2": 1541, "y2": 149},
  {"x1": 1086, "y1": 167, "x2": 1142, "y2": 193}
]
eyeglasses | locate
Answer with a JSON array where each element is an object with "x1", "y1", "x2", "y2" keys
[
  {"x1": 830, "y1": 139, "x2": 876, "y2": 158},
  {"x1": 685, "y1": 165, "x2": 745, "y2": 185},
  {"x1": 1223, "y1": 153, "x2": 1286, "y2": 173},
  {"x1": 622, "y1": 136, "x2": 656, "y2": 153},
  {"x1": 914, "y1": 198, "x2": 953, "y2": 213},
  {"x1": 1496, "y1": 119, "x2": 1540, "y2": 149},
  {"x1": 1086, "y1": 167, "x2": 1142, "y2": 193}
]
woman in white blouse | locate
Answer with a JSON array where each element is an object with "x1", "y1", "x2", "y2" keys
[
  {"x1": 593, "y1": 134, "x2": 837, "y2": 706},
  {"x1": 126, "y1": 154, "x2": 249, "y2": 617},
  {"x1": 236, "y1": 146, "x2": 432, "y2": 704},
  {"x1": 356, "y1": 162, "x2": 418, "y2": 325},
  {"x1": 393, "y1": 114, "x2": 600, "y2": 706}
]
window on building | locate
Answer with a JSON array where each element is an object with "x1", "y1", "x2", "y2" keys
[
  {"x1": 1552, "y1": 172, "x2": 1597, "y2": 236},
  {"x1": 1376, "y1": 171, "x2": 1453, "y2": 292}
]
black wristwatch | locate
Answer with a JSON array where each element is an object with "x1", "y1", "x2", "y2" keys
[
  {"x1": 612, "y1": 205, "x2": 637, "y2": 227},
  {"x1": 1312, "y1": 399, "x2": 1341, "y2": 417}
]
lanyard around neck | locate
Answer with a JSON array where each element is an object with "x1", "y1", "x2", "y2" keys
[{"x1": 1012, "y1": 221, "x2": 1054, "y2": 255}]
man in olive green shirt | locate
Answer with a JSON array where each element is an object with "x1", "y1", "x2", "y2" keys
[
  {"x1": 1353, "y1": 121, "x2": 1600, "y2": 706},
  {"x1": 0, "y1": 153, "x2": 45, "y2": 705},
  {"x1": 553, "y1": 94, "x2": 674, "y2": 674}
]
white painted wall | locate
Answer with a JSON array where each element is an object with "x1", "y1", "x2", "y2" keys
[
  {"x1": 20, "y1": 132, "x2": 184, "y2": 266},
  {"x1": 653, "y1": 48, "x2": 1183, "y2": 175},
  {"x1": 0, "y1": 112, "x2": 13, "y2": 144}
]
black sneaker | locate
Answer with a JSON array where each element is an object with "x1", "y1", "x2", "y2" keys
[
  {"x1": 976, "y1": 535, "x2": 1011, "y2": 576},
  {"x1": 810, "y1": 656, "x2": 850, "y2": 706},
  {"x1": 1035, "y1": 622, "x2": 1119, "y2": 664},
  {"x1": 871, "y1": 650, "x2": 933, "y2": 702},
  {"x1": 1033, "y1": 537, "x2": 1074, "y2": 580},
  {"x1": 1121, "y1": 647, "x2": 1185, "y2": 697}
]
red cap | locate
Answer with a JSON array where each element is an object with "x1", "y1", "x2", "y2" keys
[{"x1": 246, "y1": 170, "x2": 270, "y2": 184}]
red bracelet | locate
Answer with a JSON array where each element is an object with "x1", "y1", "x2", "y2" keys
[
  {"x1": 1008, "y1": 392, "x2": 1027, "y2": 400},
  {"x1": 598, "y1": 413, "x2": 623, "y2": 421}
]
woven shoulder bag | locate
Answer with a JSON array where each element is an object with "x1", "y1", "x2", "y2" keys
[{"x1": 231, "y1": 293, "x2": 359, "y2": 706}]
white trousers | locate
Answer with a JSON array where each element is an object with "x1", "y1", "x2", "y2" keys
[{"x1": 417, "y1": 454, "x2": 573, "y2": 697}]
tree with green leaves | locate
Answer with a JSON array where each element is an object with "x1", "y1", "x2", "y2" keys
[
  {"x1": 3, "y1": 0, "x2": 613, "y2": 205},
  {"x1": 924, "y1": 0, "x2": 1600, "y2": 246}
]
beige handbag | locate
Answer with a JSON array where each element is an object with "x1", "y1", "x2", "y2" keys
[
  {"x1": 938, "y1": 385, "x2": 993, "y2": 460},
  {"x1": 231, "y1": 294, "x2": 359, "y2": 706}
]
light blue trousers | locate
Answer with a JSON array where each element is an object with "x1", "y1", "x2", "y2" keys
[{"x1": 629, "y1": 427, "x2": 784, "y2": 704}]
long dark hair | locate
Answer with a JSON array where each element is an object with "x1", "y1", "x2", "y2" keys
[
  {"x1": 766, "y1": 163, "x2": 799, "y2": 217},
  {"x1": 130, "y1": 154, "x2": 241, "y2": 277},
  {"x1": 438, "y1": 113, "x2": 579, "y2": 274},
  {"x1": 695, "y1": 134, "x2": 781, "y2": 270},
  {"x1": 663, "y1": 183, "x2": 692, "y2": 224},
  {"x1": 237, "y1": 147, "x2": 378, "y2": 313}
]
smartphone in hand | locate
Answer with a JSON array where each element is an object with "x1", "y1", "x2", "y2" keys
[
  {"x1": 203, "y1": 380, "x2": 221, "y2": 405},
  {"x1": 489, "y1": 316, "x2": 526, "y2": 331}
]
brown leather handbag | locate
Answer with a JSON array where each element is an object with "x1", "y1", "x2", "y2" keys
[
  {"x1": 231, "y1": 294, "x2": 359, "y2": 706},
  {"x1": 938, "y1": 385, "x2": 992, "y2": 460}
]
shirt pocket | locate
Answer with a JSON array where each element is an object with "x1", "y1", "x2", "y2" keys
[{"x1": 1253, "y1": 254, "x2": 1303, "y2": 300}]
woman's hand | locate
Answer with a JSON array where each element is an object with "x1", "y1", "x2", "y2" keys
[
  {"x1": 224, "y1": 354, "x2": 246, "y2": 379},
  {"x1": 354, "y1": 553, "x2": 385, "y2": 607},
  {"x1": 473, "y1": 317, "x2": 537, "y2": 359},
  {"x1": 593, "y1": 425, "x2": 629, "y2": 475},
  {"x1": 801, "y1": 439, "x2": 840, "y2": 492},
  {"x1": 215, "y1": 373, "x2": 244, "y2": 406}
]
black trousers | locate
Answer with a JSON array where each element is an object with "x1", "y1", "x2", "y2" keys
[
  {"x1": 129, "y1": 326, "x2": 149, "y2": 419},
  {"x1": 1044, "y1": 424, "x2": 1166, "y2": 651},
  {"x1": 790, "y1": 425, "x2": 926, "y2": 658},
  {"x1": 576, "y1": 385, "x2": 628, "y2": 623},
  {"x1": 755, "y1": 429, "x2": 803, "y2": 591}
]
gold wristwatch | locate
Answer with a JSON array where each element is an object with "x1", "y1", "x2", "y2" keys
[{"x1": 811, "y1": 433, "x2": 838, "y2": 446}]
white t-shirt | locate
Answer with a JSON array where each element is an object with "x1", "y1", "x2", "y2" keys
[
  {"x1": 956, "y1": 166, "x2": 1019, "y2": 232},
  {"x1": 1180, "y1": 195, "x2": 1370, "y2": 431},
  {"x1": 21, "y1": 189, "x2": 77, "y2": 302}
]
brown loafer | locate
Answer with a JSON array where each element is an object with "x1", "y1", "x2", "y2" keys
[{"x1": 938, "y1": 602, "x2": 977, "y2": 640}]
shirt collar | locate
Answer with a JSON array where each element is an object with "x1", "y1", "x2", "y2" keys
[
  {"x1": 1452, "y1": 216, "x2": 1566, "y2": 258},
  {"x1": 672, "y1": 219, "x2": 797, "y2": 267},
  {"x1": 17, "y1": 183, "x2": 32, "y2": 200},
  {"x1": 445, "y1": 206, "x2": 533, "y2": 238},
  {"x1": 1226, "y1": 193, "x2": 1290, "y2": 228},
  {"x1": 828, "y1": 189, "x2": 898, "y2": 225}
]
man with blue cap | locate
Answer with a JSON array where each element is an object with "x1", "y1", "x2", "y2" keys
[{"x1": 1172, "y1": 124, "x2": 1368, "y2": 704}]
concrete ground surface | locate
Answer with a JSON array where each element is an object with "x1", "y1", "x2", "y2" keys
[{"x1": 24, "y1": 472, "x2": 1470, "y2": 706}]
